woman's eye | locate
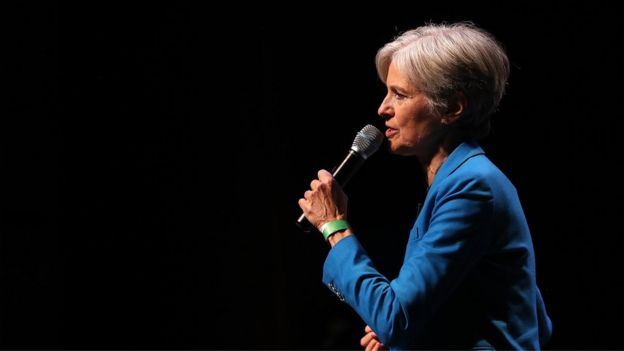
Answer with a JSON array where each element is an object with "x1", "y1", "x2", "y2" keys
[{"x1": 394, "y1": 92, "x2": 406, "y2": 100}]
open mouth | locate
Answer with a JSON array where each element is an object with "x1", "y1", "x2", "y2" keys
[{"x1": 385, "y1": 128, "x2": 398, "y2": 138}]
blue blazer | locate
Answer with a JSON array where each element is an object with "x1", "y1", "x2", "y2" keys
[{"x1": 323, "y1": 142, "x2": 552, "y2": 350}]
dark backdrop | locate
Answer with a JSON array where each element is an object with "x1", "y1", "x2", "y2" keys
[{"x1": 3, "y1": 3, "x2": 623, "y2": 349}]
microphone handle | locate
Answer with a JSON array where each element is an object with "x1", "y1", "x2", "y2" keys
[
  {"x1": 296, "y1": 213, "x2": 313, "y2": 232},
  {"x1": 296, "y1": 151, "x2": 364, "y2": 232},
  {"x1": 332, "y1": 150, "x2": 364, "y2": 186}
]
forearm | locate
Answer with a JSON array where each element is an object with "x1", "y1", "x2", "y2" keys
[{"x1": 323, "y1": 236, "x2": 409, "y2": 347}]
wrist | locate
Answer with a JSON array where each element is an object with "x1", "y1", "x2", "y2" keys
[
  {"x1": 327, "y1": 228, "x2": 351, "y2": 247},
  {"x1": 319, "y1": 219, "x2": 350, "y2": 240}
]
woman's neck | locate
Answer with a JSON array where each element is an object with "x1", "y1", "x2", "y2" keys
[
  {"x1": 425, "y1": 150, "x2": 449, "y2": 186},
  {"x1": 422, "y1": 134, "x2": 463, "y2": 186}
]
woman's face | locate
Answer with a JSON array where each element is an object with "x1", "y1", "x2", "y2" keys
[{"x1": 378, "y1": 61, "x2": 443, "y2": 158}]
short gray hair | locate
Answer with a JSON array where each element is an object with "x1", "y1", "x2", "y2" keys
[{"x1": 375, "y1": 22, "x2": 510, "y2": 140}]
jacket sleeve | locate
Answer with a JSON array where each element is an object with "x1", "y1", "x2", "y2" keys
[
  {"x1": 536, "y1": 287, "x2": 553, "y2": 347},
  {"x1": 322, "y1": 177, "x2": 494, "y2": 347}
]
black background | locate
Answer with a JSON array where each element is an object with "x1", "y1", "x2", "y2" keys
[{"x1": 3, "y1": 3, "x2": 624, "y2": 349}]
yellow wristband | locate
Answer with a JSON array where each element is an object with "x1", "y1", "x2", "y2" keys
[{"x1": 320, "y1": 220, "x2": 350, "y2": 240}]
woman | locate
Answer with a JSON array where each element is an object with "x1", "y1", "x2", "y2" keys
[{"x1": 298, "y1": 22, "x2": 552, "y2": 350}]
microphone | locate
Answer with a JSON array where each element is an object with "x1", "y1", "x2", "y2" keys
[{"x1": 297, "y1": 124, "x2": 384, "y2": 232}]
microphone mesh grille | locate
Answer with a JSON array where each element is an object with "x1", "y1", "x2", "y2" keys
[{"x1": 351, "y1": 124, "x2": 384, "y2": 159}]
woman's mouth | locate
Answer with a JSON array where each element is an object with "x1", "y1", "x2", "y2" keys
[{"x1": 385, "y1": 128, "x2": 398, "y2": 138}]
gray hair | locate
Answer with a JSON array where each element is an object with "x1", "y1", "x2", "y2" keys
[{"x1": 375, "y1": 22, "x2": 510, "y2": 140}]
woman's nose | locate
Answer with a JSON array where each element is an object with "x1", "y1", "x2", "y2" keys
[{"x1": 377, "y1": 96, "x2": 392, "y2": 119}]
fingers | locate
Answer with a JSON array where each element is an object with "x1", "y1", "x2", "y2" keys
[
  {"x1": 366, "y1": 339, "x2": 386, "y2": 351},
  {"x1": 318, "y1": 169, "x2": 333, "y2": 182},
  {"x1": 310, "y1": 179, "x2": 320, "y2": 190},
  {"x1": 361, "y1": 326, "x2": 386, "y2": 351},
  {"x1": 365, "y1": 339, "x2": 379, "y2": 351},
  {"x1": 312, "y1": 169, "x2": 333, "y2": 189},
  {"x1": 307, "y1": 170, "x2": 331, "y2": 194},
  {"x1": 360, "y1": 331, "x2": 376, "y2": 347},
  {"x1": 299, "y1": 169, "x2": 343, "y2": 228}
]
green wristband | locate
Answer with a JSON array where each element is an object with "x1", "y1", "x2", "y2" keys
[{"x1": 320, "y1": 220, "x2": 350, "y2": 240}]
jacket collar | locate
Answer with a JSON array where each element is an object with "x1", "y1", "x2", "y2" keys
[{"x1": 430, "y1": 141, "x2": 485, "y2": 189}]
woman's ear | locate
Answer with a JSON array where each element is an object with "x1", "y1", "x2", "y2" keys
[{"x1": 441, "y1": 91, "x2": 467, "y2": 125}]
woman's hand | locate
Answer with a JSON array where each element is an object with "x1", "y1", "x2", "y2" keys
[
  {"x1": 298, "y1": 169, "x2": 348, "y2": 230},
  {"x1": 360, "y1": 325, "x2": 387, "y2": 351}
]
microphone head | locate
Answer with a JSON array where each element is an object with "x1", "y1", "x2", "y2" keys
[{"x1": 351, "y1": 124, "x2": 384, "y2": 159}]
